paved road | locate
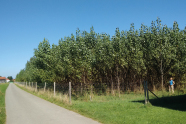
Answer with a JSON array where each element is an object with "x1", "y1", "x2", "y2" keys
[{"x1": 5, "y1": 83, "x2": 100, "y2": 124}]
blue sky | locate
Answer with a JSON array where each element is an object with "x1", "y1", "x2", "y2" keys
[{"x1": 0, "y1": 0, "x2": 186, "y2": 79}]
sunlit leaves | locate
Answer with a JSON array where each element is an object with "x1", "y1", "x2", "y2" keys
[{"x1": 16, "y1": 19, "x2": 186, "y2": 89}]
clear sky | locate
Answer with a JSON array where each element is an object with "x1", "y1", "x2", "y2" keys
[{"x1": 0, "y1": 0, "x2": 185, "y2": 79}]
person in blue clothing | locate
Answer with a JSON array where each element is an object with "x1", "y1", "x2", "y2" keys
[{"x1": 169, "y1": 77, "x2": 175, "y2": 93}]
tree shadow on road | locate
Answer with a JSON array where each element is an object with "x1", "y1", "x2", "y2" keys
[{"x1": 132, "y1": 94, "x2": 186, "y2": 111}]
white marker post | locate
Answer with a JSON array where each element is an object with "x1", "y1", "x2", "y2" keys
[
  {"x1": 44, "y1": 82, "x2": 46, "y2": 92},
  {"x1": 54, "y1": 82, "x2": 56, "y2": 97},
  {"x1": 36, "y1": 82, "x2": 37, "y2": 92},
  {"x1": 69, "y1": 82, "x2": 71, "y2": 104}
]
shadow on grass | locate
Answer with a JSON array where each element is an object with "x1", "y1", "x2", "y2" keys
[{"x1": 132, "y1": 94, "x2": 186, "y2": 111}]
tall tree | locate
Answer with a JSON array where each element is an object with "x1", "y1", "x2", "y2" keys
[{"x1": 7, "y1": 76, "x2": 13, "y2": 80}]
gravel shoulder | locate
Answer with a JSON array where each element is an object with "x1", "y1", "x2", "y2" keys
[{"x1": 5, "y1": 83, "x2": 100, "y2": 124}]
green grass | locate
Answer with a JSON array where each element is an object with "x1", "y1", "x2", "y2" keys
[
  {"x1": 16, "y1": 84, "x2": 186, "y2": 124},
  {"x1": 0, "y1": 83, "x2": 9, "y2": 124}
]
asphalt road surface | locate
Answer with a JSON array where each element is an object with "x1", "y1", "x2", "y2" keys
[{"x1": 5, "y1": 83, "x2": 100, "y2": 124}]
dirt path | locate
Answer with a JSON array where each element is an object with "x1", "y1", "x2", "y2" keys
[{"x1": 5, "y1": 83, "x2": 100, "y2": 124}]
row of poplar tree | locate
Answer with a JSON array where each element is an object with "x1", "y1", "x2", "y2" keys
[{"x1": 16, "y1": 18, "x2": 186, "y2": 93}]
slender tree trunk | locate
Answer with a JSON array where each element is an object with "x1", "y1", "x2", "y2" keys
[
  {"x1": 140, "y1": 78, "x2": 142, "y2": 91},
  {"x1": 161, "y1": 59, "x2": 164, "y2": 90},
  {"x1": 83, "y1": 71, "x2": 86, "y2": 89},
  {"x1": 111, "y1": 70, "x2": 114, "y2": 95},
  {"x1": 84, "y1": 71, "x2": 86, "y2": 85},
  {"x1": 133, "y1": 74, "x2": 135, "y2": 92},
  {"x1": 116, "y1": 65, "x2": 120, "y2": 97},
  {"x1": 81, "y1": 82, "x2": 83, "y2": 95},
  {"x1": 127, "y1": 79, "x2": 129, "y2": 92},
  {"x1": 125, "y1": 68, "x2": 129, "y2": 92},
  {"x1": 106, "y1": 72, "x2": 108, "y2": 87},
  {"x1": 151, "y1": 76, "x2": 155, "y2": 91},
  {"x1": 123, "y1": 73, "x2": 126, "y2": 92}
]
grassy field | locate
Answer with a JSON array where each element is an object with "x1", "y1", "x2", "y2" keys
[
  {"x1": 0, "y1": 83, "x2": 9, "y2": 124},
  {"x1": 16, "y1": 83, "x2": 186, "y2": 124}
]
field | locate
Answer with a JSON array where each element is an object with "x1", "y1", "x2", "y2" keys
[
  {"x1": 0, "y1": 83, "x2": 9, "y2": 124},
  {"x1": 16, "y1": 84, "x2": 186, "y2": 124}
]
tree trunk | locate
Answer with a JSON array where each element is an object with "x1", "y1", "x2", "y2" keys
[
  {"x1": 116, "y1": 65, "x2": 120, "y2": 97},
  {"x1": 81, "y1": 82, "x2": 83, "y2": 95},
  {"x1": 161, "y1": 59, "x2": 164, "y2": 90},
  {"x1": 111, "y1": 70, "x2": 114, "y2": 95},
  {"x1": 81, "y1": 70, "x2": 86, "y2": 95},
  {"x1": 106, "y1": 72, "x2": 109, "y2": 89},
  {"x1": 133, "y1": 74, "x2": 135, "y2": 92},
  {"x1": 123, "y1": 73, "x2": 126, "y2": 92},
  {"x1": 151, "y1": 76, "x2": 155, "y2": 91},
  {"x1": 140, "y1": 78, "x2": 142, "y2": 91}
]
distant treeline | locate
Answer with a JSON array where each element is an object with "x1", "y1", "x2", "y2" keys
[{"x1": 16, "y1": 18, "x2": 186, "y2": 93}]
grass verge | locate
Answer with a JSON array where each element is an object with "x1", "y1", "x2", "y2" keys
[
  {"x1": 0, "y1": 83, "x2": 9, "y2": 124},
  {"x1": 16, "y1": 83, "x2": 186, "y2": 124}
]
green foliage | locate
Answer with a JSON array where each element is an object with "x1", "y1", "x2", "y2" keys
[
  {"x1": 7, "y1": 76, "x2": 13, "y2": 80},
  {"x1": 16, "y1": 18, "x2": 186, "y2": 92},
  {"x1": 0, "y1": 83, "x2": 9, "y2": 124}
]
